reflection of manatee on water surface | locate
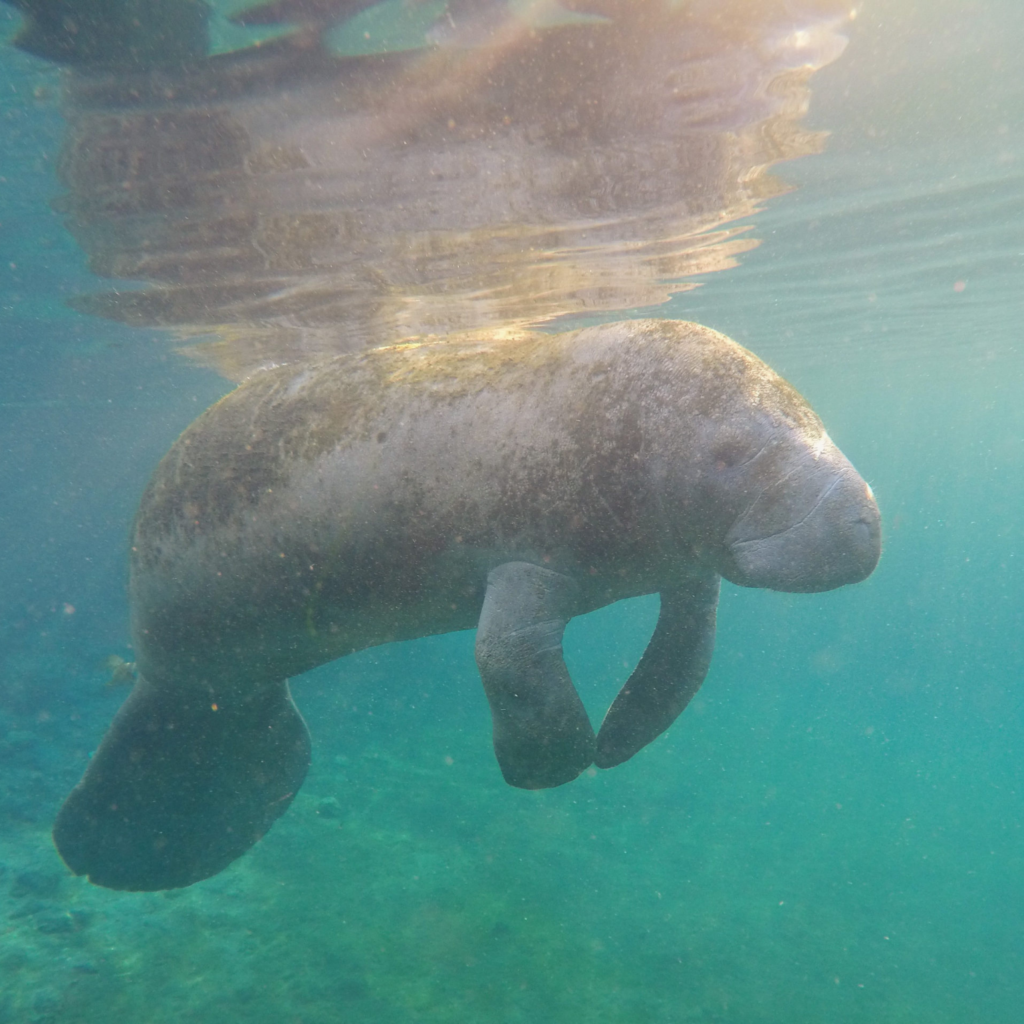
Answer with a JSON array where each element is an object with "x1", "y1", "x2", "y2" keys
[
  {"x1": 53, "y1": 319, "x2": 880, "y2": 890},
  {"x1": 14, "y1": 0, "x2": 855, "y2": 374},
  {"x1": 4, "y1": 2, "x2": 879, "y2": 888}
]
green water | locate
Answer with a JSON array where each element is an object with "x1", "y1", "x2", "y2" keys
[{"x1": 1, "y1": 2, "x2": 1023, "y2": 1022}]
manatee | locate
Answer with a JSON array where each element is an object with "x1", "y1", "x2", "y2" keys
[{"x1": 52, "y1": 319, "x2": 880, "y2": 890}]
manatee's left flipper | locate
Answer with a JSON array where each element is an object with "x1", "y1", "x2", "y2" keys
[
  {"x1": 475, "y1": 561, "x2": 595, "y2": 789},
  {"x1": 53, "y1": 675, "x2": 310, "y2": 891},
  {"x1": 595, "y1": 574, "x2": 720, "y2": 769}
]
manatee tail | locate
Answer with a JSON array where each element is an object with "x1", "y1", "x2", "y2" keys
[{"x1": 53, "y1": 675, "x2": 310, "y2": 891}]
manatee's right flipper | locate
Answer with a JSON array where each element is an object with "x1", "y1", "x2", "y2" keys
[
  {"x1": 53, "y1": 675, "x2": 311, "y2": 891},
  {"x1": 475, "y1": 562, "x2": 595, "y2": 789},
  {"x1": 595, "y1": 574, "x2": 720, "y2": 769}
]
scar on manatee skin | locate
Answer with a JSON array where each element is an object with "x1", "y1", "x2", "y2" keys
[{"x1": 102, "y1": 655, "x2": 138, "y2": 688}]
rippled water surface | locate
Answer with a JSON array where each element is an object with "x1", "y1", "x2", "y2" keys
[{"x1": 1, "y1": 2, "x2": 1022, "y2": 1021}]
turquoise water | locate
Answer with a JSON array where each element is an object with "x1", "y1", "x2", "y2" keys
[{"x1": 2, "y1": 2, "x2": 1023, "y2": 1022}]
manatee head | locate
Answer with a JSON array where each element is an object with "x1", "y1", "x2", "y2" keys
[
  {"x1": 650, "y1": 327, "x2": 881, "y2": 594},
  {"x1": 712, "y1": 425, "x2": 880, "y2": 593}
]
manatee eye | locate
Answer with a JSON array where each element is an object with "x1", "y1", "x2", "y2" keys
[{"x1": 711, "y1": 439, "x2": 749, "y2": 471}]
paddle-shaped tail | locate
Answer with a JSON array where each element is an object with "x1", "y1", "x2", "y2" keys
[{"x1": 53, "y1": 675, "x2": 310, "y2": 891}]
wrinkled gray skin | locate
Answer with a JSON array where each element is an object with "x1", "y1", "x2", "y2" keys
[{"x1": 53, "y1": 320, "x2": 880, "y2": 891}]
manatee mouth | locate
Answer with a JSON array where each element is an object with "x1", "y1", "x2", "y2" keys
[{"x1": 722, "y1": 472, "x2": 881, "y2": 593}]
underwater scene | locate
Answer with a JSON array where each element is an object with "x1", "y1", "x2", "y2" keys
[{"x1": 0, "y1": 1, "x2": 1022, "y2": 1021}]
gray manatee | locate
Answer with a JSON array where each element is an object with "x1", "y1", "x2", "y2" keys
[{"x1": 53, "y1": 319, "x2": 880, "y2": 890}]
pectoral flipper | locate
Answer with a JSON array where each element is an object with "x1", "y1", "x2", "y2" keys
[
  {"x1": 595, "y1": 574, "x2": 719, "y2": 768},
  {"x1": 475, "y1": 561, "x2": 595, "y2": 789}
]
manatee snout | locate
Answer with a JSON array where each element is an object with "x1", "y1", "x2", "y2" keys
[{"x1": 721, "y1": 455, "x2": 880, "y2": 594}]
